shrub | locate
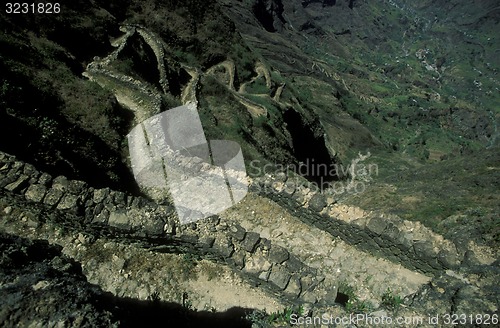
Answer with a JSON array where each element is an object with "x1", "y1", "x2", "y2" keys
[
  {"x1": 381, "y1": 288, "x2": 403, "y2": 310},
  {"x1": 246, "y1": 305, "x2": 305, "y2": 327}
]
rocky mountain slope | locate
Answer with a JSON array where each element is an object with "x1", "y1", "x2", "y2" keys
[{"x1": 0, "y1": 0, "x2": 498, "y2": 326}]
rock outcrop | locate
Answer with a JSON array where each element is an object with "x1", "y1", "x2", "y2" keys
[{"x1": 1, "y1": 149, "x2": 498, "y2": 321}]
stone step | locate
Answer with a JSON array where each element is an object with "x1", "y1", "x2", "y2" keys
[{"x1": 0, "y1": 151, "x2": 336, "y2": 305}]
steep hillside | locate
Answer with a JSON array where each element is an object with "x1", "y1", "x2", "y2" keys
[
  {"x1": 220, "y1": 0, "x2": 499, "y2": 243},
  {"x1": 0, "y1": 0, "x2": 498, "y2": 326},
  {"x1": 1, "y1": 0, "x2": 349, "y2": 188},
  {"x1": 222, "y1": 0, "x2": 499, "y2": 158}
]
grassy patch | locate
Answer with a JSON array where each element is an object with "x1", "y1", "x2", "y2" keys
[
  {"x1": 246, "y1": 305, "x2": 305, "y2": 327},
  {"x1": 245, "y1": 78, "x2": 269, "y2": 95},
  {"x1": 336, "y1": 281, "x2": 373, "y2": 314},
  {"x1": 178, "y1": 253, "x2": 200, "y2": 280},
  {"x1": 381, "y1": 288, "x2": 403, "y2": 311}
]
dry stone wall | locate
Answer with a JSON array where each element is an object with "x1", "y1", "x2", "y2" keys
[
  {"x1": 251, "y1": 174, "x2": 463, "y2": 274},
  {"x1": 0, "y1": 149, "x2": 470, "y2": 281},
  {"x1": 0, "y1": 151, "x2": 334, "y2": 305},
  {"x1": 0, "y1": 147, "x2": 494, "y2": 316},
  {"x1": 2, "y1": 148, "x2": 485, "y2": 309}
]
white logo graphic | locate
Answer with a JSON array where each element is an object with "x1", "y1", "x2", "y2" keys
[{"x1": 127, "y1": 104, "x2": 248, "y2": 224}]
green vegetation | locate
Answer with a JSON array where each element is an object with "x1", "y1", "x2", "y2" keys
[
  {"x1": 232, "y1": 43, "x2": 259, "y2": 84},
  {"x1": 246, "y1": 305, "x2": 305, "y2": 327},
  {"x1": 179, "y1": 253, "x2": 200, "y2": 280},
  {"x1": 245, "y1": 78, "x2": 269, "y2": 95},
  {"x1": 381, "y1": 288, "x2": 403, "y2": 311},
  {"x1": 199, "y1": 76, "x2": 253, "y2": 142},
  {"x1": 148, "y1": 291, "x2": 161, "y2": 303},
  {"x1": 270, "y1": 71, "x2": 285, "y2": 85},
  {"x1": 337, "y1": 281, "x2": 373, "y2": 314},
  {"x1": 182, "y1": 292, "x2": 194, "y2": 311},
  {"x1": 200, "y1": 263, "x2": 223, "y2": 282},
  {"x1": 198, "y1": 75, "x2": 295, "y2": 170},
  {"x1": 291, "y1": 0, "x2": 499, "y2": 169},
  {"x1": 345, "y1": 147, "x2": 500, "y2": 246},
  {"x1": 0, "y1": 1, "x2": 498, "y2": 326},
  {"x1": 0, "y1": 0, "x2": 497, "y2": 252}
]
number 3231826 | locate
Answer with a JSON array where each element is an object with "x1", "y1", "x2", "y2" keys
[{"x1": 6, "y1": 3, "x2": 60, "y2": 14}]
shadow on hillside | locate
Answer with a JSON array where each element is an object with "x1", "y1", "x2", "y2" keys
[
  {"x1": 0, "y1": 232, "x2": 255, "y2": 327},
  {"x1": 100, "y1": 292, "x2": 253, "y2": 327}
]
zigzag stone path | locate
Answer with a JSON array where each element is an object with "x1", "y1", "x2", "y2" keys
[{"x1": 11, "y1": 23, "x2": 493, "y2": 321}]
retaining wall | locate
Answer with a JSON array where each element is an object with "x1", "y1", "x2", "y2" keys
[
  {"x1": 0, "y1": 151, "x2": 332, "y2": 305},
  {"x1": 251, "y1": 174, "x2": 463, "y2": 274}
]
